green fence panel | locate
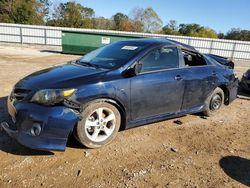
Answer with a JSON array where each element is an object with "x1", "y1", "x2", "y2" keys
[{"x1": 62, "y1": 31, "x2": 143, "y2": 55}]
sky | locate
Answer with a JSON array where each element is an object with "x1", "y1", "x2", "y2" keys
[{"x1": 60, "y1": 0, "x2": 250, "y2": 33}]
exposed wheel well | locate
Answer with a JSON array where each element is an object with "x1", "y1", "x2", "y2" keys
[{"x1": 218, "y1": 85, "x2": 229, "y2": 105}]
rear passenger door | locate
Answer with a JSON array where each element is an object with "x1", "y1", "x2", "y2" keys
[
  {"x1": 180, "y1": 50, "x2": 217, "y2": 110},
  {"x1": 130, "y1": 46, "x2": 185, "y2": 121}
]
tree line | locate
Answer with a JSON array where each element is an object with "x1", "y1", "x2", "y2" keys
[{"x1": 0, "y1": 0, "x2": 249, "y2": 41}]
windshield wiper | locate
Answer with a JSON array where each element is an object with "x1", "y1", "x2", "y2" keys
[{"x1": 75, "y1": 60, "x2": 100, "y2": 68}]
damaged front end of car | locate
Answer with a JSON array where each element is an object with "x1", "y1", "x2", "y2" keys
[{"x1": 1, "y1": 87, "x2": 81, "y2": 151}]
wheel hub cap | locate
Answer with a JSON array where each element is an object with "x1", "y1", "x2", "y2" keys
[
  {"x1": 84, "y1": 107, "x2": 116, "y2": 142},
  {"x1": 210, "y1": 94, "x2": 222, "y2": 111}
]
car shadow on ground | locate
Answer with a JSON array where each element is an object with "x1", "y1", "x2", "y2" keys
[
  {"x1": 0, "y1": 96, "x2": 54, "y2": 156},
  {"x1": 40, "y1": 49, "x2": 62, "y2": 54},
  {"x1": 220, "y1": 156, "x2": 250, "y2": 187}
]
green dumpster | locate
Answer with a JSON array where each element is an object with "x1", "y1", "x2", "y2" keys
[{"x1": 62, "y1": 30, "x2": 143, "y2": 55}]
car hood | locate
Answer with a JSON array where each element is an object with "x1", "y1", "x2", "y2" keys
[{"x1": 15, "y1": 63, "x2": 107, "y2": 89}]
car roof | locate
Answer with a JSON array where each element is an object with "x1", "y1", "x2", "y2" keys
[{"x1": 118, "y1": 38, "x2": 198, "y2": 52}]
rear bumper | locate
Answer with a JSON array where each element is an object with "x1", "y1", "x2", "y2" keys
[{"x1": 1, "y1": 101, "x2": 79, "y2": 151}]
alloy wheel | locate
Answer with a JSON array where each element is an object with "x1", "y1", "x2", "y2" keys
[
  {"x1": 210, "y1": 94, "x2": 222, "y2": 111},
  {"x1": 84, "y1": 107, "x2": 116, "y2": 142}
]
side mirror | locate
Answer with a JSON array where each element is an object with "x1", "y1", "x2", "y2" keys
[{"x1": 122, "y1": 63, "x2": 142, "y2": 78}]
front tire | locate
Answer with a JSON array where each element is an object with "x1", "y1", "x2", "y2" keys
[
  {"x1": 203, "y1": 87, "x2": 224, "y2": 117},
  {"x1": 75, "y1": 101, "x2": 121, "y2": 148}
]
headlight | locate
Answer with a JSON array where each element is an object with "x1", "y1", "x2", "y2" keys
[{"x1": 31, "y1": 89, "x2": 76, "y2": 105}]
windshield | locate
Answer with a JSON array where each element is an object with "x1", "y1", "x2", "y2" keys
[{"x1": 78, "y1": 41, "x2": 148, "y2": 69}]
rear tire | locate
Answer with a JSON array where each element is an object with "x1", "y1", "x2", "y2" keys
[
  {"x1": 203, "y1": 87, "x2": 224, "y2": 117},
  {"x1": 75, "y1": 101, "x2": 121, "y2": 148}
]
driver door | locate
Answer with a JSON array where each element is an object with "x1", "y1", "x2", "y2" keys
[{"x1": 130, "y1": 46, "x2": 185, "y2": 121}]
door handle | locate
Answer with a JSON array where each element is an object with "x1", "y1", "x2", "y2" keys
[
  {"x1": 175, "y1": 75, "x2": 182, "y2": 81},
  {"x1": 212, "y1": 71, "x2": 217, "y2": 76}
]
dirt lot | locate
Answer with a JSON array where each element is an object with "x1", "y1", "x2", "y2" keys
[{"x1": 0, "y1": 45, "x2": 250, "y2": 188}]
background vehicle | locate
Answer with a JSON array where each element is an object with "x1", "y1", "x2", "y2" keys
[
  {"x1": 240, "y1": 68, "x2": 250, "y2": 91},
  {"x1": 1, "y1": 38, "x2": 238, "y2": 151}
]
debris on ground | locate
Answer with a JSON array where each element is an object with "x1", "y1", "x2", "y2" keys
[
  {"x1": 77, "y1": 170, "x2": 82, "y2": 177},
  {"x1": 170, "y1": 148, "x2": 178, "y2": 153},
  {"x1": 173, "y1": 120, "x2": 183, "y2": 125},
  {"x1": 84, "y1": 151, "x2": 90, "y2": 157}
]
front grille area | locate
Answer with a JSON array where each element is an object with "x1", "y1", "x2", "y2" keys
[{"x1": 11, "y1": 88, "x2": 32, "y2": 101}]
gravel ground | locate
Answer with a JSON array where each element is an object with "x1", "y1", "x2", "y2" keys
[{"x1": 0, "y1": 45, "x2": 249, "y2": 188}]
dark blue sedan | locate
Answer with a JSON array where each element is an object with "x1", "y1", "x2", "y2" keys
[{"x1": 1, "y1": 38, "x2": 238, "y2": 151}]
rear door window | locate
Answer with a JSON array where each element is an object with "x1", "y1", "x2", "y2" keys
[{"x1": 181, "y1": 50, "x2": 207, "y2": 67}]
